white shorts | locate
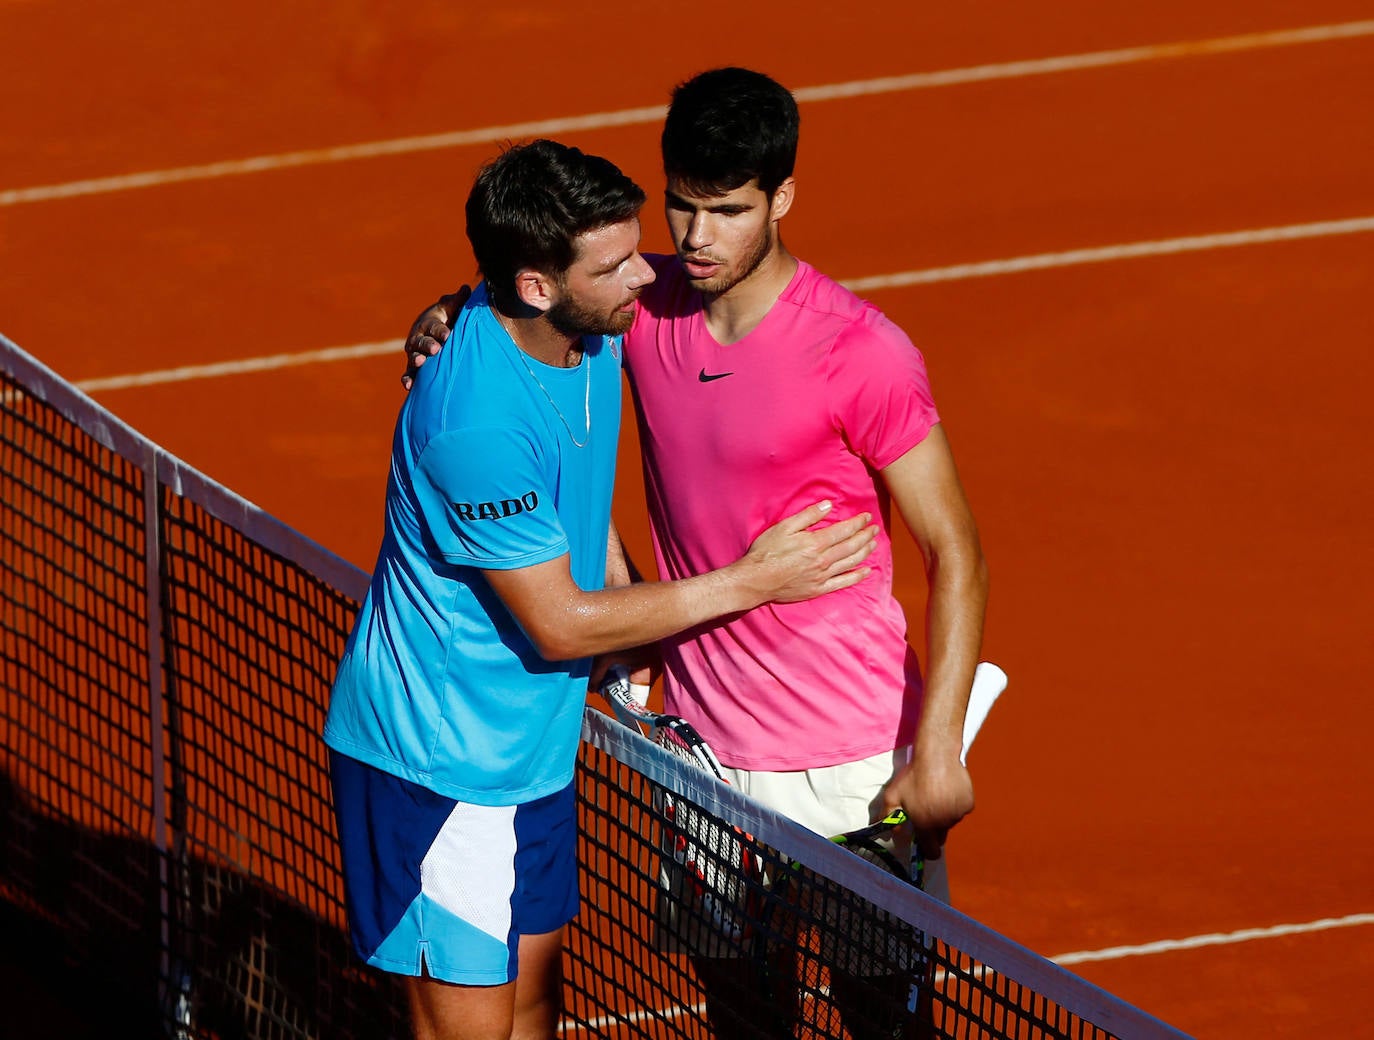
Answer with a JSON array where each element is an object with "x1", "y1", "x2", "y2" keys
[
  {"x1": 720, "y1": 747, "x2": 911, "y2": 845},
  {"x1": 721, "y1": 748, "x2": 949, "y2": 902}
]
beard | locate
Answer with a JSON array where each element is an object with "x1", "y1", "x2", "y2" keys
[
  {"x1": 680, "y1": 222, "x2": 773, "y2": 296},
  {"x1": 546, "y1": 291, "x2": 638, "y2": 338}
]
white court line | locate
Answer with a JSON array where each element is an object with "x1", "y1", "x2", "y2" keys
[
  {"x1": 843, "y1": 215, "x2": 1374, "y2": 292},
  {"x1": 1050, "y1": 911, "x2": 1374, "y2": 967},
  {"x1": 74, "y1": 340, "x2": 403, "y2": 393},
  {"x1": 4, "y1": 20, "x2": 1373, "y2": 207},
  {"x1": 72, "y1": 214, "x2": 1374, "y2": 395},
  {"x1": 555, "y1": 912, "x2": 1374, "y2": 1033}
]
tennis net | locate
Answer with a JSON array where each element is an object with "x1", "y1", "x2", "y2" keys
[{"x1": 0, "y1": 331, "x2": 1188, "y2": 1040}]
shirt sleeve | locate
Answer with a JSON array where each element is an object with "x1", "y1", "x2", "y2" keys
[
  {"x1": 827, "y1": 308, "x2": 941, "y2": 470},
  {"x1": 414, "y1": 426, "x2": 569, "y2": 569}
]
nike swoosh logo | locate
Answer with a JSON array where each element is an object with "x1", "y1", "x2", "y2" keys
[{"x1": 698, "y1": 368, "x2": 734, "y2": 383}]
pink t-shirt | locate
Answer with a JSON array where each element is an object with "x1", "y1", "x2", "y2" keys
[{"x1": 625, "y1": 256, "x2": 940, "y2": 770}]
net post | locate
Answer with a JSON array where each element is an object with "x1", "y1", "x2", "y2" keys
[{"x1": 143, "y1": 445, "x2": 185, "y2": 1038}]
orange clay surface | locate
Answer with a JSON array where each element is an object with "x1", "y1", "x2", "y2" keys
[{"x1": 3, "y1": 2, "x2": 1373, "y2": 1037}]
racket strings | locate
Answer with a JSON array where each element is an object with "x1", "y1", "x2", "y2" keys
[{"x1": 645, "y1": 727, "x2": 758, "y2": 942}]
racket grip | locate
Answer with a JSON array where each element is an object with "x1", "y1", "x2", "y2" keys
[
  {"x1": 601, "y1": 665, "x2": 652, "y2": 728},
  {"x1": 605, "y1": 664, "x2": 650, "y2": 705}
]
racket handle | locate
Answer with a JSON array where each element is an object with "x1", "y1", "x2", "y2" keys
[
  {"x1": 604, "y1": 664, "x2": 651, "y2": 705},
  {"x1": 601, "y1": 665, "x2": 652, "y2": 729}
]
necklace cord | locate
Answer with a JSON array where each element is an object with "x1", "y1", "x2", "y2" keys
[
  {"x1": 511, "y1": 343, "x2": 591, "y2": 448},
  {"x1": 494, "y1": 303, "x2": 592, "y2": 448}
]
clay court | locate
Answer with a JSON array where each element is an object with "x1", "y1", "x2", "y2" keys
[{"x1": 3, "y1": 3, "x2": 1373, "y2": 1036}]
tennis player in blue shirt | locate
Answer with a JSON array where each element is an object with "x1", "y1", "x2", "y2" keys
[{"x1": 323, "y1": 139, "x2": 878, "y2": 1040}]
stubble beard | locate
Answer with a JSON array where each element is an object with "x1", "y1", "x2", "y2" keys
[
  {"x1": 546, "y1": 292, "x2": 637, "y2": 339},
  {"x1": 682, "y1": 222, "x2": 774, "y2": 296}
]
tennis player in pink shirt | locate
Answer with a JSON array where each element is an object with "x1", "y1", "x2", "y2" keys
[
  {"x1": 406, "y1": 67, "x2": 989, "y2": 1040},
  {"x1": 629, "y1": 250, "x2": 943, "y2": 775}
]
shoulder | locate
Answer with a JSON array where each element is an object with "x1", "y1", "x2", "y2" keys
[
  {"x1": 408, "y1": 315, "x2": 525, "y2": 442},
  {"x1": 450, "y1": 287, "x2": 506, "y2": 356},
  {"x1": 414, "y1": 424, "x2": 543, "y2": 490},
  {"x1": 414, "y1": 287, "x2": 503, "y2": 390},
  {"x1": 782, "y1": 262, "x2": 917, "y2": 357}
]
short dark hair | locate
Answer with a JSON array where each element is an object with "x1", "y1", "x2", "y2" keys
[
  {"x1": 466, "y1": 139, "x2": 646, "y2": 308},
  {"x1": 661, "y1": 67, "x2": 800, "y2": 198}
]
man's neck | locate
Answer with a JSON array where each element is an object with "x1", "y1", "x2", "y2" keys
[
  {"x1": 701, "y1": 245, "x2": 798, "y2": 346},
  {"x1": 494, "y1": 307, "x2": 582, "y2": 368}
]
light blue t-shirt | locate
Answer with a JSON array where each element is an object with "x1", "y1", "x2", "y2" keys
[{"x1": 323, "y1": 283, "x2": 623, "y2": 804}]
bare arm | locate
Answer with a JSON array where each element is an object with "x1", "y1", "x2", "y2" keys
[
  {"x1": 603, "y1": 520, "x2": 645, "y2": 590},
  {"x1": 594, "y1": 522, "x2": 655, "y2": 688},
  {"x1": 878, "y1": 425, "x2": 990, "y2": 850},
  {"x1": 486, "y1": 501, "x2": 876, "y2": 662}
]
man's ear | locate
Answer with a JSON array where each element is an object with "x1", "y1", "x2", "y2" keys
[
  {"x1": 513, "y1": 268, "x2": 557, "y2": 313},
  {"x1": 769, "y1": 177, "x2": 795, "y2": 223}
]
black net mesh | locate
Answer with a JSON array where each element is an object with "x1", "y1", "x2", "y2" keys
[
  {"x1": 0, "y1": 334, "x2": 1186, "y2": 1040},
  {"x1": 566, "y1": 714, "x2": 1169, "y2": 1040}
]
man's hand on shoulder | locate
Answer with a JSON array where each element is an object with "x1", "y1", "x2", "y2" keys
[{"x1": 401, "y1": 286, "x2": 470, "y2": 390}]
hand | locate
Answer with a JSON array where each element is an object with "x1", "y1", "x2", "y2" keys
[
  {"x1": 880, "y1": 751, "x2": 975, "y2": 860},
  {"x1": 588, "y1": 652, "x2": 657, "y2": 693},
  {"x1": 401, "y1": 286, "x2": 470, "y2": 390},
  {"x1": 740, "y1": 501, "x2": 877, "y2": 604}
]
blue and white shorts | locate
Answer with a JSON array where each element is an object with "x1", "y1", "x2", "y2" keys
[{"x1": 329, "y1": 751, "x2": 579, "y2": 985}]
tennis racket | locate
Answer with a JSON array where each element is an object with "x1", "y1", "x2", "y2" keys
[
  {"x1": 600, "y1": 665, "x2": 726, "y2": 779},
  {"x1": 806, "y1": 661, "x2": 1008, "y2": 1035},
  {"x1": 834, "y1": 659, "x2": 1009, "y2": 885},
  {"x1": 599, "y1": 666, "x2": 752, "y2": 941}
]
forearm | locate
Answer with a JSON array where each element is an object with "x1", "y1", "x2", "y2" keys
[
  {"x1": 524, "y1": 564, "x2": 765, "y2": 661},
  {"x1": 490, "y1": 500, "x2": 874, "y2": 663},
  {"x1": 879, "y1": 428, "x2": 990, "y2": 760},
  {"x1": 604, "y1": 522, "x2": 634, "y2": 589},
  {"x1": 881, "y1": 540, "x2": 987, "y2": 834},
  {"x1": 604, "y1": 520, "x2": 650, "y2": 588},
  {"x1": 914, "y1": 545, "x2": 989, "y2": 758}
]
